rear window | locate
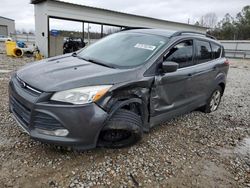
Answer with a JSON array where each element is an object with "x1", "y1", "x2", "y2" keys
[
  {"x1": 195, "y1": 40, "x2": 212, "y2": 64},
  {"x1": 211, "y1": 43, "x2": 222, "y2": 59}
]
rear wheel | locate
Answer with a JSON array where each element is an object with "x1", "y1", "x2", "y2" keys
[
  {"x1": 201, "y1": 86, "x2": 222, "y2": 113},
  {"x1": 98, "y1": 109, "x2": 143, "y2": 148}
]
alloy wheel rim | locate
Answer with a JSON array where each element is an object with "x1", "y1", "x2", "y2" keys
[{"x1": 210, "y1": 90, "x2": 221, "y2": 111}]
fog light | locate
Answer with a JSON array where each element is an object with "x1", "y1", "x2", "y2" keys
[
  {"x1": 36, "y1": 128, "x2": 69, "y2": 137},
  {"x1": 54, "y1": 129, "x2": 69, "y2": 136}
]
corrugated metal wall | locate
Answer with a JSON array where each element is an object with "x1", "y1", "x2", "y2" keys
[
  {"x1": 0, "y1": 17, "x2": 15, "y2": 36},
  {"x1": 0, "y1": 25, "x2": 8, "y2": 36},
  {"x1": 220, "y1": 40, "x2": 250, "y2": 59}
]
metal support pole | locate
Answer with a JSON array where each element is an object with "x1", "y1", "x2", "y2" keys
[
  {"x1": 87, "y1": 23, "x2": 90, "y2": 45},
  {"x1": 101, "y1": 24, "x2": 103, "y2": 38},
  {"x1": 82, "y1": 22, "x2": 84, "y2": 42}
]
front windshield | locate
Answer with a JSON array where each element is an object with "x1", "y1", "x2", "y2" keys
[{"x1": 77, "y1": 32, "x2": 168, "y2": 68}]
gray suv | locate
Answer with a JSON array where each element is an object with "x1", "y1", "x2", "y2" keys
[{"x1": 9, "y1": 29, "x2": 229, "y2": 149}]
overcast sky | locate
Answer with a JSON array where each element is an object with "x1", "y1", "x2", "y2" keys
[{"x1": 0, "y1": 0, "x2": 249, "y2": 31}]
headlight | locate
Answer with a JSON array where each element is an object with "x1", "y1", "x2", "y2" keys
[{"x1": 51, "y1": 85, "x2": 112, "y2": 104}]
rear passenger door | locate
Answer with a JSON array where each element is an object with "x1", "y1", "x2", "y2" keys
[{"x1": 191, "y1": 39, "x2": 220, "y2": 104}]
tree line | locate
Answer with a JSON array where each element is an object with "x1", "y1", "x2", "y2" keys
[{"x1": 196, "y1": 6, "x2": 250, "y2": 40}]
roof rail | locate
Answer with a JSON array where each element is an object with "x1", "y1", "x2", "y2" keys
[
  {"x1": 121, "y1": 27, "x2": 151, "y2": 31},
  {"x1": 171, "y1": 31, "x2": 216, "y2": 40}
]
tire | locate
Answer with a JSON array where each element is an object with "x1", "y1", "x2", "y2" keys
[
  {"x1": 201, "y1": 86, "x2": 222, "y2": 113},
  {"x1": 98, "y1": 109, "x2": 143, "y2": 148}
]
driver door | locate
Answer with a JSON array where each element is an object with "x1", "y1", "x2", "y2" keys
[{"x1": 150, "y1": 39, "x2": 197, "y2": 127}]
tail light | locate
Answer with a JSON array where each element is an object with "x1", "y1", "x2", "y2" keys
[{"x1": 224, "y1": 59, "x2": 230, "y2": 65}]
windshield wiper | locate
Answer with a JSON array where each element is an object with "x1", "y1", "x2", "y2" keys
[
  {"x1": 88, "y1": 59, "x2": 115, "y2": 69},
  {"x1": 77, "y1": 56, "x2": 115, "y2": 69}
]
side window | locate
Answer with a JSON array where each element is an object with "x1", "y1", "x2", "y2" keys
[
  {"x1": 211, "y1": 43, "x2": 222, "y2": 59},
  {"x1": 165, "y1": 40, "x2": 193, "y2": 68},
  {"x1": 195, "y1": 40, "x2": 212, "y2": 64}
]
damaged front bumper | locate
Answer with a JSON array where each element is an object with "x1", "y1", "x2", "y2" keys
[{"x1": 9, "y1": 77, "x2": 108, "y2": 150}]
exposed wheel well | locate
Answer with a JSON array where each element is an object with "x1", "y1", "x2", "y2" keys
[
  {"x1": 120, "y1": 102, "x2": 142, "y2": 116},
  {"x1": 107, "y1": 97, "x2": 146, "y2": 119},
  {"x1": 105, "y1": 98, "x2": 149, "y2": 131}
]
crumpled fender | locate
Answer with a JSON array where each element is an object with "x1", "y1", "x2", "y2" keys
[{"x1": 96, "y1": 77, "x2": 154, "y2": 131}]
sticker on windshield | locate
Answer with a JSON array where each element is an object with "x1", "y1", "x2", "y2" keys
[{"x1": 134, "y1": 43, "x2": 156, "y2": 51}]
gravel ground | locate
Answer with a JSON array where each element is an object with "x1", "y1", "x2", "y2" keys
[{"x1": 0, "y1": 42, "x2": 250, "y2": 187}]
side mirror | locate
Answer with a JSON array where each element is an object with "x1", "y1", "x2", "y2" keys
[{"x1": 162, "y1": 61, "x2": 179, "y2": 73}]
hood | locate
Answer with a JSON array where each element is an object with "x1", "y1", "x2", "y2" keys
[{"x1": 17, "y1": 55, "x2": 139, "y2": 92}]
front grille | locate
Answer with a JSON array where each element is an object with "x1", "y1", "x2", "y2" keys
[
  {"x1": 10, "y1": 97, "x2": 31, "y2": 126},
  {"x1": 34, "y1": 112, "x2": 64, "y2": 130}
]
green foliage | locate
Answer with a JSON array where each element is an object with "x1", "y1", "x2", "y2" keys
[{"x1": 210, "y1": 6, "x2": 250, "y2": 40}]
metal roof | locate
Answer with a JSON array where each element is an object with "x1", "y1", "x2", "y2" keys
[
  {"x1": 0, "y1": 16, "x2": 15, "y2": 21},
  {"x1": 30, "y1": 0, "x2": 207, "y2": 30}
]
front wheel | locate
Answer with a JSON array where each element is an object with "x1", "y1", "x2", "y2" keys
[
  {"x1": 201, "y1": 86, "x2": 222, "y2": 113},
  {"x1": 98, "y1": 109, "x2": 143, "y2": 148}
]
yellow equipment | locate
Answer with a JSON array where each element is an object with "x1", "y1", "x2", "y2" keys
[
  {"x1": 34, "y1": 46, "x2": 44, "y2": 60},
  {"x1": 5, "y1": 41, "x2": 17, "y2": 56},
  {"x1": 13, "y1": 47, "x2": 24, "y2": 57},
  {"x1": 5, "y1": 41, "x2": 24, "y2": 57}
]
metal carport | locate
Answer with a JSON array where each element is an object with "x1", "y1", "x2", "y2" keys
[{"x1": 31, "y1": 0, "x2": 207, "y2": 57}]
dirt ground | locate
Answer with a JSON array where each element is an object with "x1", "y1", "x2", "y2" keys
[{"x1": 0, "y1": 43, "x2": 249, "y2": 187}]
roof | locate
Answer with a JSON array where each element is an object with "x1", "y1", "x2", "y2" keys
[
  {"x1": 0, "y1": 16, "x2": 14, "y2": 21},
  {"x1": 123, "y1": 29, "x2": 219, "y2": 44},
  {"x1": 31, "y1": 0, "x2": 207, "y2": 30}
]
